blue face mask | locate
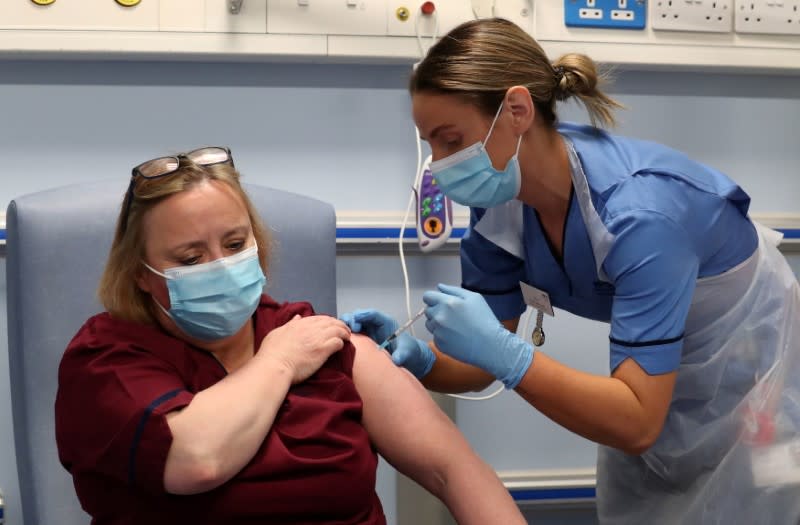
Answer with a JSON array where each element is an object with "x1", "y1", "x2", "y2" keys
[
  {"x1": 144, "y1": 244, "x2": 267, "y2": 341},
  {"x1": 429, "y1": 102, "x2": 522, "y2": 208}
]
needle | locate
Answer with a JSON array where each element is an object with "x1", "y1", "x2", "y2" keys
[{"x1": 378, "y1": 306, "x2": 427, "y2": 349}]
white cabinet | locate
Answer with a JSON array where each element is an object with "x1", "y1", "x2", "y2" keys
[
  {"x1": 0, "y1": 0, "x2": 159, "y2": 31},
  {"x1": 206, "y1": 0, "x2": 267, "y2": 34},
  {"x1": 267, "y1": 0, "x2": 388, "y2": 36},
  {"x1": 160, "y1": 0, "x2": 205, "y2": 32}
]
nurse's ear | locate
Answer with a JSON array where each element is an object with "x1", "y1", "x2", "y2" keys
[{"x1": 504, "y1": 86, "x2": 535, "y2": 135}]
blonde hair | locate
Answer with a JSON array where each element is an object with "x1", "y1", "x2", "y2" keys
[
  {"x1": 409, "y1": 18, "x2": 623, "y2": 128},
  {"x1": 99, "y1": 158, "x2": 271, "y2": 324}
]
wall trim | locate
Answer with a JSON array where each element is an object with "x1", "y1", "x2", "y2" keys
[{"x1": 1, "y1": 211, "x2": 799, "y2": 251}]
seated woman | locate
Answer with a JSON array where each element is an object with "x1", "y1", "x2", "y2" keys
[{"x1": 54, "y1": 147, "x2": 525, "y2": 525}]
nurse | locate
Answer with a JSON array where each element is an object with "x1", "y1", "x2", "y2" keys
[{"x1": 343, "y1": 17, "x2": 800, "y2": 524}]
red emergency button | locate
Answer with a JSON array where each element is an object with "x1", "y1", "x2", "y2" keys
[{"x1": 421, "y1": 1, "x2": 435, "y2": 15}]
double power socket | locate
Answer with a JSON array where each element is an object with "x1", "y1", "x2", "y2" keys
[
  {"x1": 652, "y1": 0, "x2": 800, "y2": 34},
  {"x1": 567, "y1": 0, "x2": 800, "y2": 34},
  {"x1": 566, "y1": 0, "x2": 647, "y2": 29}
]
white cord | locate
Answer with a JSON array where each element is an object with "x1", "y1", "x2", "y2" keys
[
  {"x1": 415, "y1": 9, "x2": 439, "y2": 57},
  {"x1": 470, "y1": 0, "x2": 496, "y2": 19},
  {"x1": 444, "y1": 308, "x2": 534, "y2": 401},
  {"x1": 397, "y1": 125, "x2": 425, "y2": 336},
  {"x1": 447, "y1": 383, "x2": 505, "y2": 401},
  {"x1": 406, "y1": 4, "x2": 505, "y2": 392},
  {"x1": 399, "y1": 8, "x2": 438, "y2": 337},
  {"x1": 519, "y1": 306, "x2": 535, "y2": 345},
  {"x1": 397, "y1": 192, "x2": 416, "y2": 333}
]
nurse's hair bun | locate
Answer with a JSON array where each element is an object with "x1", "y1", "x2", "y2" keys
[
  {"x1": 409, "y1": 18, "x2": 623, "y2": 129},
  {"x1": 551, "y1": 54, "x2": 624, "y2": 128}
]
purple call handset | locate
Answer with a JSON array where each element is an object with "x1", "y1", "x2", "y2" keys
[{"x1": 415, "y1": 155, "x2": 453, "y2": 252}]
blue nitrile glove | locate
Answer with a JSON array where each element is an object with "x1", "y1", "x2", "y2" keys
[
  {"x1": 391, "y1": 333, "x2": 436, "y2": 379},
  {"x1": 422, "y1": 283, "x2": 534, "y2": 389},
  {"x1": 339, "y1": 309, "x2": 435, "y2": 379},
  {"x1": 339, "y1": 309, "x2": 399, "y2": 349}
]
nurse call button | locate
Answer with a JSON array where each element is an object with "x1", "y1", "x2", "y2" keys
[{"x1": 423, "y1": 217, "x2": 443, "y2": 237}]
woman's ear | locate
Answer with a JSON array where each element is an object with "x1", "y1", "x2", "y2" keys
[
  {"x1": 505, "y1": 85, "x2": 535, "y2": 133},
  {"x1": 136, "y1": 265, "x2": 153, "y2": 294}
]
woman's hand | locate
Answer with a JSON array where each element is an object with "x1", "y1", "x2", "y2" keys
[{"x1": 259, "y1": 315, "x2": 351, "y2": 384}]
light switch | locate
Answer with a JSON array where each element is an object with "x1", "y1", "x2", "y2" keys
[
  {"x1": 346, "y1": 0, "x2": 358, "y2": 6},
  {"x1": 298, "y1": 0, "x2": 309, "y2": 5}
]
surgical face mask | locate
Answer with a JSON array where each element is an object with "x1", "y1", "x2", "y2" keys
[
  {"x1": 429, "y1": 102, "x2": 523, "y2": 208},
  {"x1": 143, "y1": 244, "x2": 267, "y2": 341}
]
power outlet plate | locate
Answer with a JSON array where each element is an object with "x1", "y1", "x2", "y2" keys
[
  {"x1": 652, "y1": 0, "x2": 734, "y2": 32},
  {"x1": 735, "y1": 0, "x2": 800, "y2": 35},
  {"x1": 564, "y1": 0, "x2": 647, "y2": 29}
]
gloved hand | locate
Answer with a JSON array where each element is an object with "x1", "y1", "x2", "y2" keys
[
  {"x1": 339, "y1": 309, "x2": 398, "y2": 349},
  {"x1": 390, "y1": 333, "x2": 436, "y2": 380},
  {"x1": 423, "y1": 283, "x2": 533, "y2": 389},
  {"x1": 340, "y1": 309, "x2": 435, "y2": 379}
]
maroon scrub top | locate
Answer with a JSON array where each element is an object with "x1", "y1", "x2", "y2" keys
[{"x1": 55, "y1": 295, "x2": 386, "y2": 525}]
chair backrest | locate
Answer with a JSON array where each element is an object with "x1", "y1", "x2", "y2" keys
[{"x1": 6, "y1": 180, "x2": 337, "y2": 525}]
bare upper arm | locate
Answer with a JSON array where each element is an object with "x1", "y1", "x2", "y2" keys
[
  {"x1": 612, "y1": 357, "x2": 677, "y2": 443},
  {"x1": 349, "y1": 333, "x2": 472, "y2": 491}
]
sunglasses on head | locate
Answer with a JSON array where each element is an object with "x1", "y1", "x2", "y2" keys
[{"x1": 120, "y1": 146, "x2": 234, "y2": 233}]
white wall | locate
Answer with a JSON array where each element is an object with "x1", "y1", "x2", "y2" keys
[{"x1": 1, "y1": 59, "x2": 799, "y2": 525}]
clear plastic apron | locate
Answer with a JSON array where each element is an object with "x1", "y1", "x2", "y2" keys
[{"x1": 564, "y1": 142, "x2": 800, "y2": 524}]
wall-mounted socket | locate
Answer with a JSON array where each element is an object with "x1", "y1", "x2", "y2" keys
[
  {"x1": 735, "y1": 0, "x2": 800, "y2": 35},
  {"x1": 652, "y1": 0, "x2": 734, "y2": 32},
  {"x1": 564, "y1": 0, "x2": 647, "y2": 30}
]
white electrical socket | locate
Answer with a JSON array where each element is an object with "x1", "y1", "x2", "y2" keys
[
  {"x1": 652, "y1": 0, "x2": 735, "y2": 32},
  {"x1": 580, "y1": 8, "x2": 603, "y2": 19},
  {"x1": 612, "y1": 9, "x2": 635, "y2": 20},
  {"x1": 735, "y1": 0, "x2": 800, "y2": 35}
]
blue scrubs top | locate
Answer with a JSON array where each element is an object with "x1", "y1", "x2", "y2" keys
[{"x1": 460, "y1": 123, "x2": 758, "y2": 375}]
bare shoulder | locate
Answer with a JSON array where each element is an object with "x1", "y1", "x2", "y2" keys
[
  {"x1": 349, "y1": 333, "x2": 389, "y2": 363},
  {"x1": 351, "y1": 333, "x2": 419, "y2": 384},
  {"x1": 349, "y1": 333, "x2": 435, "y2": 411}
]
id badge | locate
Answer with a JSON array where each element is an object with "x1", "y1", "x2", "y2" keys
[
  {"x1": 519, "y1": 282, "x2": 554, "y2": 347},
  {"x1": 519, "y1": 282, "x2": 554, "y2": 317}
]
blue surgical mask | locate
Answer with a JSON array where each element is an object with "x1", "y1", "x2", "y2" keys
[
  {"x1": 144, "y1": 244, "x2": 266, "y2": 341},
  {"x1": 429, "y1": 102, "x2": 523, "y2": 208}
]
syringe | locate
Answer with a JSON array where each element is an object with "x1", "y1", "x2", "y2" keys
[{"x1": 378, "y1": 306, "x2": 427, "y2": 350}]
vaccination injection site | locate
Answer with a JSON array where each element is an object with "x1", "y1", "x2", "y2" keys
[{"x1": 2, "y1": 0, "x2": 800, "y2": 524}]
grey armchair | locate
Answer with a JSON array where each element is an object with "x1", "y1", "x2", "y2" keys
[{"x1": 6, "y1": 180, "x2": 337, "y2": 524}]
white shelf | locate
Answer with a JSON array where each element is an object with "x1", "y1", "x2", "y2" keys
[
  {"x1": 0, "y1": 0, "x2": 799, "y2": 73},
  {"x1": 0, "y1": 28, "x2": 797, "y2": 75},
  {"x1": 537, "y1": 39, "x2": 800, "y2": 75},
  {"x1": 1, "y1": 1, "x2": 799, "y2": 72}
]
